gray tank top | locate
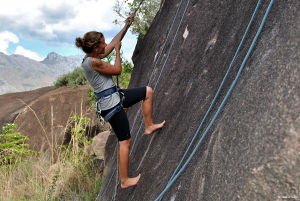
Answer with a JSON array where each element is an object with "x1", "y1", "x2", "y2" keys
[{"x1": 81, "y1": 56, "x2": 120, "y2": 110}]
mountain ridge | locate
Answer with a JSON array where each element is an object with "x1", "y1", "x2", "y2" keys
[{"x1": 0, "y1": 52, "x2": 84, "y2": 95}]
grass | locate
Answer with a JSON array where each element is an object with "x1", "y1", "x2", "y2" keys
[{"x1": 0, "y1": 108, "x2": 104, "y2": 201}]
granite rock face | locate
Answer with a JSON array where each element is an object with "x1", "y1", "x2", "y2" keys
[{"x1": 100, "y1": 0, "x2": 299, "y2": 200}]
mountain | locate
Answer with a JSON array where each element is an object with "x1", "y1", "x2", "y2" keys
[
  {"x1": 0, "y1": 52, "x2": 84, "y2": 95},
  {"x1": 41, "y1": 52, "x2": 84, "y2": 75}
]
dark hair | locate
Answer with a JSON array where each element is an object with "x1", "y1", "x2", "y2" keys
[{"x1": 75, "y1": 31, "x2": 104, "y2": 53}]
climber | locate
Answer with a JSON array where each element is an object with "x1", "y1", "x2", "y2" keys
[{"x1": 75, "y1": 15, "x2": 165, "y2": 188}]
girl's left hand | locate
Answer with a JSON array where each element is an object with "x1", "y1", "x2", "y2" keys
[{"x1": 126, "y1": 14, "x2": 134, "y2": 26}]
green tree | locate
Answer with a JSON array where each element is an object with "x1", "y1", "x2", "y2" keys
[
  {"x1": 104, "y1": 50, "x2": 134, "y2": 89},
  {"x1": 0, "y1": 123, "x2": 35, "y2": 165},
  {"x1": 113, "y1": 0, "x2": 161, "y2": 37}
]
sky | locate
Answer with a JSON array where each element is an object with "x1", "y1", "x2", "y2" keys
[{"x1": 0, "y1": 0, "x2": 137, "y2": 62}]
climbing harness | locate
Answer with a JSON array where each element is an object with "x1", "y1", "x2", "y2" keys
[
  {"x1": 94, "y1": 86, "x2": 125, "y2": 121},
  {"x1": 155, "y1": 0, "x2": 275, "y2": 200}
]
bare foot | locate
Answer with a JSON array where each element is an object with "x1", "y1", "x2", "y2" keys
[
  {"x1": 145, "y1": 120, "x2": 166, "y2": 135},
  {"x1": 121, "y1": 174, "x2": 141, "y2": 189}
]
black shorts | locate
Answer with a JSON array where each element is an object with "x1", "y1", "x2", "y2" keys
[{"x1": 100, "y1": 86, "x2": 146, "y2": 141}]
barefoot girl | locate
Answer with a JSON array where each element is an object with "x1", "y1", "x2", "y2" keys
[{"x1": 75, "y1": 16, "x2": 165, "y2": 188}]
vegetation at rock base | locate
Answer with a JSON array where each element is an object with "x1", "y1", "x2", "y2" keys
[
  {"x1": 105, "y1": 51, "x2": 134, "y2": 89},
  {"x1": 0, "y1": 123, "x2": 36, "y2": 165},
  {"x1": 0, "y1": 114, "x2": 103, "y2": 201}
]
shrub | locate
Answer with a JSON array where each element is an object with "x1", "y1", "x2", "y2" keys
[
  {"x1": 54, "y1": 67, "x2": 88, "y2": 88},
  {"x1": 0, "y1": 123, "x2": 35, "y2": 165},
  {"x1": 47, "y1": 114, "x2": 99, "y2": 200},
  {"x1": 113, "y1": 60, "x2": 133, "y2": 89}
]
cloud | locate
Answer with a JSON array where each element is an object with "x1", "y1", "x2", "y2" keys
[
  {"x1": 40, "y1": 3, "x2": 77, "y2": 24},
  {"x1": 0, "y1": 0, "x2": 122, "y2": 46},
  {"x1": 0, "y1": 31, "x2": 43, "y2": 61},
  {"x1": 0, "y1": 31, "x2": 19, "y2": 54},
  {"x1": 14, "y1": 46, "x2": 44, "y2": 61}
]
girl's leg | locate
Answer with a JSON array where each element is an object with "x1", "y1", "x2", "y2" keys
[
  {"x1": 119, "y1": 138, "x2": 141, "y2": 188},
  {"x1": 142, "y1": 86, "x2": 165, "y2": 135},
  {"x1": 122, "y1": 86, "x2": 165, "y2": 134},
  {"x1": 104, "y1": 108, "x2": 141, "y2": 188}
]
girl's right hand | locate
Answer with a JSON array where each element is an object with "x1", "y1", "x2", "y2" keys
[
  {"x1": 126, "y1": 14, "x2": 135, "y2": 26},
  {"x1": 115, "y1": 41, "x2": 122, "y2": 52}
]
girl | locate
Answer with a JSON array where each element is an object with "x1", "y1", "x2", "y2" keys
[{"x1": 75, "y1": 16, "x2": 165, "y2": 188}]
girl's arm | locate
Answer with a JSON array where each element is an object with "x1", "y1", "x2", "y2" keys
[
  {"x1": 92, "y1": 42, "x2": 122, "y2": 75},
  {"x1": 99, "y1": 15, "x2": 134, "y2": 58}
]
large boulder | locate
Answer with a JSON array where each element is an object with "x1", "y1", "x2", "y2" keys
[
  {"x1": 0, "y1": 86, "x2": 53, "y2": 130},
  {"x1": 100, "y1": 0, "x2": 299, "y2": 200},
  {"x1": 13, "y1": 85, "x2": 101, "y2": 151}
]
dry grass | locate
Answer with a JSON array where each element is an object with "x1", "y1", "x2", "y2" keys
[
  {"x1": 0, "y1": 102, "x2": 103, "y2": 201},
  {"x1": 0, "y1": 152, "x2": 102, "y2": 200},
  {"x1": 0, "y1": 153, "x2": 50, "y2": 200}
]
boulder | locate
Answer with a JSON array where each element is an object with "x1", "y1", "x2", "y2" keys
[
  {"x1": 0, "y1": 86, "x2": 53, "y2": 130},
  {"x1": 85, "y1": 131, "x2": 111, "y2": 159},
  {"x1": 13, "y1": 85, "x2": 101, "y2": 151}
]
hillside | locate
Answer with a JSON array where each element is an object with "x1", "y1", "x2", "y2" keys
[
  {"x1": 0, "y1": 86, "x2": 54, "y2": 130},
  {"x1": 0, "y1": 52, "x2": 83, "y2": 95},
  {"x1": 99, "y1": 0, "x2": 299, "y2": 200},
  {"x1": 13, "y1": 85, "x2": 100, "y2": 151},
  {"x1": 0, "y1": 85, "x2": 108, "y2": 200},
  {"x1": 0, "y1": 85, "x2": 102, "y2": 151}
]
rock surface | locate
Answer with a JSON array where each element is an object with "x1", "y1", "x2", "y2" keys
[
  {"x1": 85, "y1": 131, "x2": 111, "y2": 159},
  {"x1": 0, "y1": 86, "x2": 54, "y2": 130},
  {"x1": 100, "y1": 0, "x2": 299, "y2": 200}
]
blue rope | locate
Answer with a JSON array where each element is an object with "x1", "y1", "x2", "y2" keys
[
  {"x1": 155, "y1": 0, "x2": 274, "y2": 200},
  {"x1": 131, "y1": 0, "x2": 193, "y2": 157},
  {"x1": 153, "y1": 0, "x2": 191, "y2": 92},
  {"x1": 97, "y1": 0, "x2": 186, "y2": 199},
  {"x1": 96, "y1": 165, "x2": 117, "y2": 200},
  {"x1": 157, "y1": 1, "x2": 262, "y2": 200},
  {"x1": 129, "y1": 0, "x2": 186, "y2": 145},
  {"x1": 106, "y1": 0, "x2": 192, "y2": 199},
  {"x1": 147, "y1": 0, "x2": 185, "y2": 86}
]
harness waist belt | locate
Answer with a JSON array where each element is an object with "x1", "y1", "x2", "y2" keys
[{"x1": 94, "y1": 86, "x2": 118, "y2": 100}]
